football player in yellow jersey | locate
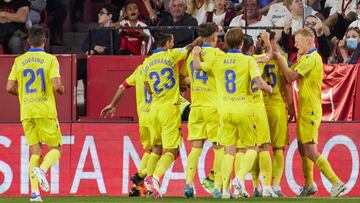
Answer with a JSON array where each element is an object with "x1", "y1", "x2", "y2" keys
[
  {"x1": 193, "y1": 28, "x2": 273, "y2": 198},
  {"x1": 100, "y1": 64, "x2": 161, "y2": 196},
  {"x1": 143, "y1": 32, "x2": 197, "y2": 198},
  {"x1": 6, "y1": 26, "x2": 64, "y2": 202},
  {"x1": 257, "y1": 32, "x2": 295, "y2": 197},
  {"x1": 237, "y1": 33, "x2": 279, "y2": 198},
  {"x1": 179, "y1": 23, "x2": 225, "y2": 198},
  {"x1": 275, "y1": 28, "x2": 346, "y2": 197}
]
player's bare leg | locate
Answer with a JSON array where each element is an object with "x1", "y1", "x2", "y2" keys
[{"x1": 303, "y1": 142, "x2": 346, "y2": 197}]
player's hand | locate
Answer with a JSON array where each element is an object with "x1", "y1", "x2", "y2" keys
[
  {"x1": 260, "y1": 31, "x2": 270, "y2": 41},
  {"x1": 100, "y1": 105, "x2": 116, "y2": 118},
  {"x1": 192, "y1": 46, "x2": 202, "y2": 55},
  {"x1": 255, "y1": 55, "x2": 270, "y2": 63}
]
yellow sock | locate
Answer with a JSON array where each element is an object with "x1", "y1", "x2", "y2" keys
[
  {"x1": 147, "y1": 153, "x2": 160, "y2": 176},
  {"x1": 213, "y1": 147, "x2": 224, "y2": 188},
  {"x1": 272, "y1": 150, "x2": 284, "y2": 185},
  {"x1": 301, "y1": 156, "x2": 314, "y2": 185},
  {"x1": 40, "y1": 149, "x2": 60, "y2": 172},
  {"x1": 236, "y1": 149, "x2": 257, "y2": 182},
  {"x1": 153, "y1": 152, "x2": 175, "y2": 179},
  {"x1": 251, "y1": 153, "x2": 260, "y2": 187},
  {"x1": 315, "y1": 155, "x2": 340, "y2": 185},
  {"x1": 259, "y1": 151, "x2": 272, "y2": 186},
  {"x1": 138, "y1": 152, "x2": 150, "y2": 178},
  {"x1": 221, "y1": 154, "x2": 234, "y2": 190},
  {"x1": 234, "y1": 152, "x2": 245, "y2": 175},
  {"x1": 29, "y1": 154, "x2": 40, "y2": 193},
  {"x1": 186, "y1": 147, "x2": 202, "y2": 184}
]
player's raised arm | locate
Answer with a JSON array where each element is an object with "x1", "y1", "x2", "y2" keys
[
  {"x1": 253, "y1": 76, "x2": 273, "y2": 94},
  {"x1": 52, "y1": 77, "x2": 65, "y2": 95},
  {"x1": 273, "y1": 52, "x2": 301, "y2": 83},
  {"x1": 6, "y1": 80, "x2": 18, "y2": 96},
  {"x1": 192, "y1": 46, "x2": 203, "y2": 71}
]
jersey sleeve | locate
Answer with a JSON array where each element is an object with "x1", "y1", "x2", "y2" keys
[
  {"x1": 171, "y1": 48, "x2": 189, "y2": 63},
  {"x1": 293, "y1": 55, "x2": 315, "y2": 77},
  {"x1": 249, "y1": 57, "x2": 262, "y2": 80},
  {"x1": 123, "y1": 67, "x2": 138, "y2": 88},
  {"x1": 8, "y1": 62, "x2": 17, "y2": 81},
  {"x1": 49, "y1": 56, "x2": 61, "y2": 79}
]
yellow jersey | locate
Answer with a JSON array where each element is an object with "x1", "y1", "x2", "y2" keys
[
  {"x1": 292, "y1": 48, "x2": 323, "y2": 114},
  {"x1": 144, "y1": 48, "x2": 188, "y2": 107},
  {"x1": 202, "y1": 50, "x2": 261, "y2": 113},
  {"x1": 253, "y1": 54, "x2": 287, "y2": 107},
  {"x1": 8, "y1": 48, "x2": 60, "y2": 121},
  {"x1": 181, "y1": 44, "x2": 223, "y2": 108},
  {"x1": 124, "y1": 65, "x2": 152, "y2": 119}
]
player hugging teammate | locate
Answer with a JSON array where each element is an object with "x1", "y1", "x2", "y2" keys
[{"x1": 100, "y1": 23, "x2": 346, "y2": 199}]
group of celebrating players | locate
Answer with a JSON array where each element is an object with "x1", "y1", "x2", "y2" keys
[
  {"x1": 6, "y1": 23, "x2": 347, "y2": 202},
  {"x1": 100, "y1": 22, "x2": 347, "y2": 198}
]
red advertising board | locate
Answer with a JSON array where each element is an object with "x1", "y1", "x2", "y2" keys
[{"x1": 0, "y1": 122, "x2": 359, "y2": 197}]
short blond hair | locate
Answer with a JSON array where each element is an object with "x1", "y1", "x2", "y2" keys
[
  {"x1": 295, "y1": 27, "x2": 315, "y2": 40},
  {"x1": 225, "y1": 28, "x2": 244, "y2": 50}
]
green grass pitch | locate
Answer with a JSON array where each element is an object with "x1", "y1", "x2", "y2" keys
[{"x1": 1, "y1": 197, "x2": 360, "y2": 203}]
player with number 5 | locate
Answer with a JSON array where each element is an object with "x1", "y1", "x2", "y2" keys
[
  {"x1": 193, "y1": 27, "x2": 272, "y2": 198},
  {"x1": 6, "y1": 25, "x2": 64, "y2": 202}
]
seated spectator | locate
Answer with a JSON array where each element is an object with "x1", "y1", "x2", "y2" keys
[
  {"x1": 348, "y1": 2, "x2": 360, "y2": 29},
  {"x1": 82, "y1": 4, "x2": 120, "y2": 55},
  {"x1": 229, "y1": 0, "x2": 272, "y2": 42},
  {"x1": 119, "y1": 0, "x2": 153, "y2": 55},
  {"x1": 206, "y1": 0, "x2": 235, "y2": 40},
  {"x1": 120, "y1": 0, "x2": 157, "y2": 24},
  {"x1": 26, "y1": 0, "x2": 46, "y2": 29},
  {"x1": 187, "y1": 0, "x2": 214, "y2": 24},
  {"x1": 337, "y1": 27, "x2": 360, "y2": 64},
  {"x1": 0, "y1": 0, "x2": 30, "y2": 54},
  {"x1": 158, "y1": 0, "x2": 198, "y2": 48}
]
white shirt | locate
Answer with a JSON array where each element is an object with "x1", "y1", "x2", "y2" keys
[
  {"x1": 267, "y1": 2, "x2": 316, "y2": 28},
  {"x1": 325, "y1": 0, "x2": 357, "y2": 15},
  {"x1": 195, "y1": 2, "x2": 214, "y2": 25},
  {"x1": 349, "y1": 19, "x2": 360, "y2": 29},
  {"x1": 229, "y1": 14, "x2": 272, "y2": 42},
  {"x1": 213, "y1": 11, "x2": 226, "y2": 35}
]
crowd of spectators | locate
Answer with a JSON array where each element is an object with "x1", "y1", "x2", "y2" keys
[{"x1": 0, "y1": 0, "x2": 359, "y2": 63}]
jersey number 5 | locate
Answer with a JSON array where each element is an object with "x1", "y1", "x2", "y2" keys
[
  {"x1": 23, "y1": 68, "x2": 45, "y2": 94},
  {"x1": 263, "y1": 64, "x2": 276, "y2": 88}
]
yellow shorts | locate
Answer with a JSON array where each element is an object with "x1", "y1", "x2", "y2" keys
[
  {"x1": 218, "y1": 111, "x2": 257, "y2": 147},
  {"x1": 253, "y1": 105, "x2": 271, "y2": 146},
  {"x1": 22, "y1": 118, "x2": 62, "y2": 147},
  {"x1": 266, "y1": 105, "x2": 289, "y2": 148},
  {"x1": 297, "y1": 109, "x2": 321, "y2": 144},
  {"x1": 236, "y1": 139, "x2": 245, "y2": 149},
  {"x1": 150, "y1": 105, "x2": 182, "y2": 149},
  {"x1": 139, "y1": 113, "x2": 156, "y2": 150},
  {"x1": 188, "y1": 107, "x2": 219, "y2": 143}
]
